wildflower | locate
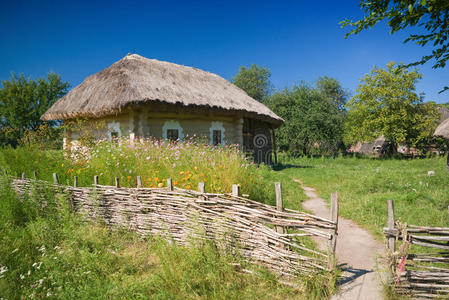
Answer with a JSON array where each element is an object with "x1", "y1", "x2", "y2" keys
[
  {"x1": 61, "y1": 163, "x2": 64, "y2": 167},
  {"x1": 154, "y1": 177, "x2": 159, "y2": 182},
  {"x1": 0, "y1": 265, "x2": 8, "y2": 277},
  {"x1": 158, "y1": 183, "x2": 164, "y2": 188},
  {"x1": 194, "y1": 166, "x2": 198, "y2": 171},
  {"x1": 186, "y1": 185, "x2": 191, "y2": 189},
  {"x1": 20, "y1": 274, "x2": 25, "y2": 280}
]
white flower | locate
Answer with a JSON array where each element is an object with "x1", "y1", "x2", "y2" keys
[
  {"x1": 0, "y1": 266, "x2": 8, "y2": 276},
  {"x1": 20, "y1": 274, "x2": 25, "y2": 280}
]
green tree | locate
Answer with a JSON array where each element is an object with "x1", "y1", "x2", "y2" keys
[
  {"x1": 232, "y1": 64, "x2": 272, "y2": 102},
  {"x1": 341, "y1": 0, "x2": 449, "y2": 92},
  {"x1": 0, "y1": 72, "x2": 69, "y2": 146},
  {"x1": 344, "y1": 62, "x2": 439, "y2": 152},
  {"x1": 266, "y1": 79, "x2": 347, "y2": 156}
]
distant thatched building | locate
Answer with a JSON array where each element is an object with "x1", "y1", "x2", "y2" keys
[{"x1": 41, "y1": 54, "x2": 283, "y2": 164}]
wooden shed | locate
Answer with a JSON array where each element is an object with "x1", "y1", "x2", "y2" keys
[{"x1": 41, "y1": 54, "x2": 283, "y2": 164}]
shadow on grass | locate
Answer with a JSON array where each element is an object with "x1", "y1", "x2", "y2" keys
[{"x1": 271, "y1": 163, "x2": 314, "y2": 171}]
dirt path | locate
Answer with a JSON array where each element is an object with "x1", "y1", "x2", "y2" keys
[{"x1": 294, "y1": 179, "x2": 385, "y2": 300}]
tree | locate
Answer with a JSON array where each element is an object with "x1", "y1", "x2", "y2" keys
[
  {"x1": 341, "y1": 0, "x2": 449, "y2": 92},
  {"x1": 344, "y1": 62, "x2": 439, "y2": 152},
  {"x1": 0, "y1": 72, "x2": 69, "y2": 146},
  {"x1": 232, "y1": 64, "x2": 272, "y2": 102},
  {"x1": 266, "y1": 78, "x2": 347, "y2": 156}
]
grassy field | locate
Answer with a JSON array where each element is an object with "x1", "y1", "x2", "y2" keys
[
  {"x1": 2, "y1": 141, "x2": 448, "y2": 299},
  {"x1": 0, "y1": 178, "x2": 338, "y2": 299},
  {"x1": 0, "y1": 143, "x2": 337, "y2": 299},
  {"x1": 274, "y1": 155, "x2": 449, "y2": 238}
]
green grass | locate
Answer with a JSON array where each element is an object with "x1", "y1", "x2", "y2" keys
[
  {"x1": 0, "y1": 139, "x2": 275, "y2": 204},
  {"x1": 0, "y1": 178, "x2": 339, "y2": 299},
  {"x1": 273, "y1": 155, "x2": 449, "y2": 238},
  {"x1": 0, "y1": 143, "x2": 339, "y2": 299}
]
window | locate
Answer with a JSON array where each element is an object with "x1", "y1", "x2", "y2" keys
[
  {"x1": 162, "y1": 120, "x2": 184, "y2": 141},
  {"x1": 110, "y1": 131, "x2": 119, "y2": 143},
  {"x1": 167, "y1": 129, "x2": 179, "y2": 141},
  {"x1": 212, "y1": 130, "x2": 221, "y2": 146},
  {"x1": 107, "y1": 121, "x2": 121, "y2": 141},
  {"x1": 209, "y1": 122, "x2": 225, "y2": 146}
]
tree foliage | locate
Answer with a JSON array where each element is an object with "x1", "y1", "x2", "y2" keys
[
  {"x1": 232, "y1": 64, "x2": 272, "y2": 102},
  {"x1": 344, "y1": 62, "x2": 439, "y2": 151},
  {"x1": 266, "y1": 77, "x2": 347, "y2": 156},
  {"x1": 341, "y1": 0, "x2": 449, "y2": 92},
  {"x1": 0, "y1": 72, "x2": 69, "y2": 146}
]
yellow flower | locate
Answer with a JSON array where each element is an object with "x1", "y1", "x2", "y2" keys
[
  {"x1": 186, "y1": 184, "x2": 191, "y2": 189},
  {"x1": 179, "y1": 171, "x2": 184, "y2": 175},
  {"x1": 61, "y1": 163, "x2": 64, "y2": 167},
  {"x1": 194, "y1": 166, "x2": 198, "y2": 171},
  {"x1": 173, "y1": 180, "x2": 179, "y2": 186},
  {"x1": 158, "y1": 183, "x2": 164, "y2": 188},
  {"x1": 154, "y1": 177, "x2": 159, "y2": 182},
  {"x1": 147, "y1": 178, "x2": 152, "y2": 181}
]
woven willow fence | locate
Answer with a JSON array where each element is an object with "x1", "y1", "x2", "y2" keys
[
  {"x1": 384, "y1": 199, "x2": 449, "y2": 298},
  {"x1": 5, "y1": 173, "x2": 338, "y2": 279}
]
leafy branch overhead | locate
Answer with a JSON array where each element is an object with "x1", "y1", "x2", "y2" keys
[{"x1": 341, "y1": 0, "x2": 449, "y2": 92}]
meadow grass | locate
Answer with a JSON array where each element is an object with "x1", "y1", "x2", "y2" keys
[
  {"x1": 0, "y1": 143, "x2": 338, "y2": 299},
  {"x1": 0, "y1": 178, "x2": 340, "y2": 299},
  {"x1": 273, "y1": 155, "x2": 449, "y2": 238},
  {"x1": 0, "y1": 138, "x2": 275, "y2": 204}
]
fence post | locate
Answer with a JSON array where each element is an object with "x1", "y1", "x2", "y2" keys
[
  {"x1": 198, "y1": 182, "x2": 205, "y2": 193},
  {"x1": 21, "y1": 172, "x2": 26, "y2": 179},
  {"x1": 74, "y1": 176, "x2": 78, "y2": 188},
  {"x1": 275, "y1": 182, "x2": 284, "y2": 234},
  {"x1": 115, "y1": 177, "x2": 120, "y2": 188},
  {"x1": 94, "y1": 175, "x2": 99, "y2": 185},
  {"x1": 198, "y1": 182, "x2": 205, "y2": 201},
  {"x1": 167, "y1": 178, "x2": 173, "y2": 191},
  {"x1": 328, "y1": 193, "x2": 339, "y2": 269},
  {"x1": 33, "y1": 170, "x2": 37, "y2": 180},
  {"x1": 232, "y1": 184, "x2": 240, "y2": 197},
  {"x1": 136, "y1": 176, "x2": 142, "y2": 188},
  {"x1": 53, "y1": 173, "x2": 59, "y2": 184},
  {"x1": 387, "y1": 199, "x2": 395, "y2": 253}
]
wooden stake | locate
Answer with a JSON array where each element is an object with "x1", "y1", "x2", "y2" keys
[
  {"x1": 232, "y1": 184, "x2": 240, "y2": 197},
  {"x1": 74, "y1": 176, "x2": 78, "y2": 188},
  {"x1": 198, "y1": 182, "x2": 205, "y2": 193},
  {"x1": 115, "y1": 177, "x2": 120, "y2": 188},
  {"x1": 94, "y1": 175, "x2": 99, "y2": 185},
  {"x1": 387, "y1": 199, "x2": 395, "y2": 253},
  {"x1": 136, "y1": 176, "x2": 142, "y2": 188},
  {"x1": 328, "y1": 193, "x2": 339, "y2": 268},
  {"x1": 275, "y1": 182, "x2": 284, "y2": 234},
  {"x1": 21, "y1": 172, "x2": 26, "y2": 179},
  {"x1": 53, "y1": 173, "x2": 59, "y2": 184},
  {"x1": 33, "y1": 170, "x2": 37, "y2": 180},
  {"x1": 167, "y1": 178, "x2": 173, "y2": 191}
]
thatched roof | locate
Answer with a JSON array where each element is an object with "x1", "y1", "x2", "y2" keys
[
  {"x1": 434, "y1": 118, "x2": 449, "y2": 139},
  {"x1": 41, "y1": 54, "x2": 283, "y2": 127}
]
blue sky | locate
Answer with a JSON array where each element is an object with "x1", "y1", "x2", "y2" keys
[{"x1": 1, "y1": 0, "x2": 448, "y2": 103}]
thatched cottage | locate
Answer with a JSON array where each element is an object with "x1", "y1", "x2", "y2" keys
[{"x1": 41, "y1": 54, "x2": 283, "y2": 164}]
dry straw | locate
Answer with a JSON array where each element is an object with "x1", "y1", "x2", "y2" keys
[{"x1": 41, "y1": 54, "x2": 283, "y2": 127}]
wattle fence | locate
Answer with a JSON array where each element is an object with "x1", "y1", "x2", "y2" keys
[
  {"x1": 4, "y1": 173, "x2": 338, "y2": 280},
  {"x1": 384, "y1": 199, "x2": 449, "y2": 298}
]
